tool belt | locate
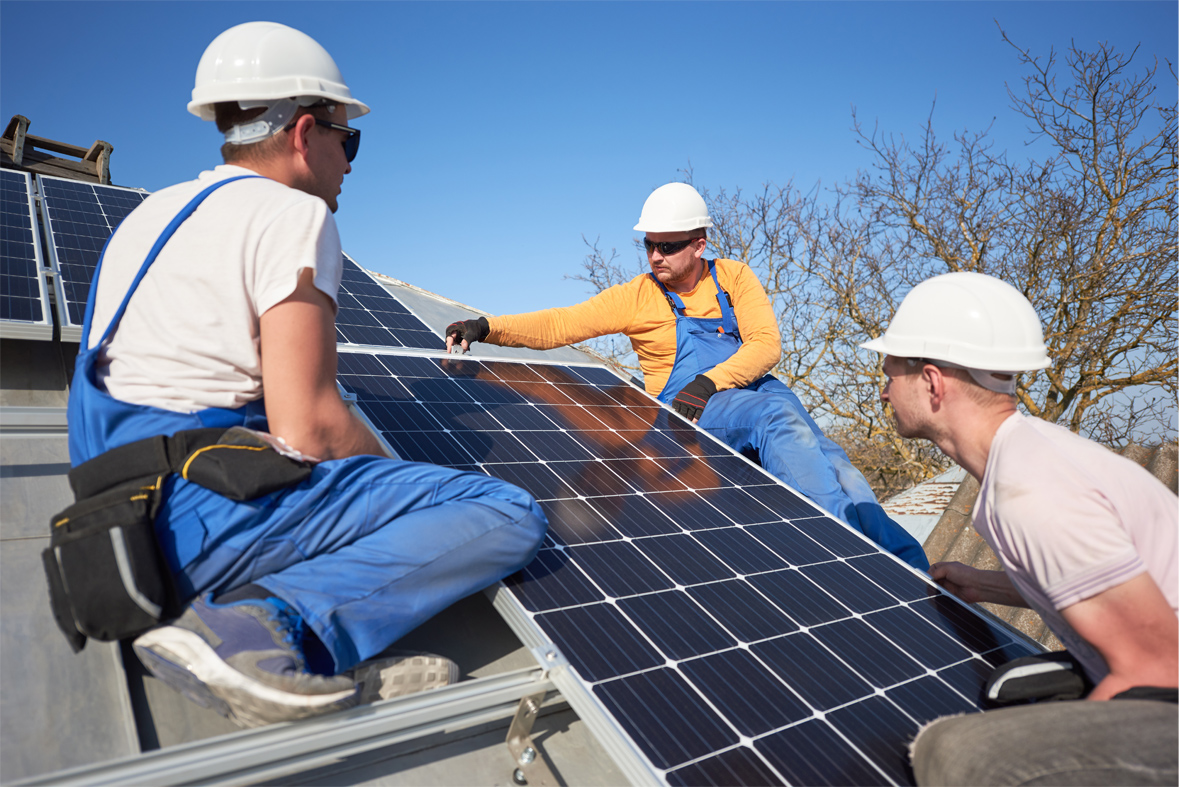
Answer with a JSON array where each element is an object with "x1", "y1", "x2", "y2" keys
[
  {"x1": 984, "y1": 651, "x2": 1092, "y2": 705},
  {"x1": 43, "y1": 426, "x2": 314, "y2": 652}
]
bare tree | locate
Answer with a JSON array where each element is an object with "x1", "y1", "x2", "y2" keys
[{"x1": 573, "y1": 35, "x2": 1176, "y2": 498}]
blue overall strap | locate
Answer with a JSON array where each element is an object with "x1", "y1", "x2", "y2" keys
[
  {"x1": 81, "y1": 175, "x2": 262, "y2": 349},
  {"x1": 648, "y1": 260, "x2": 741, "y2": 340},
  {"x1": 708, "y1": 260, "x2": 740, "y2": 339}
]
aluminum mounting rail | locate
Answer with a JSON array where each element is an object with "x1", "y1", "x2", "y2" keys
[{"x1": 14, "y1": 666, "x2": 556, "y2": 787}]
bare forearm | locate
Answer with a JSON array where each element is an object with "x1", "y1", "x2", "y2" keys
[
  {"x1": 930, "y1": 562, "x2": 1028, "y2": 607},
  {"x1": 271, "y1": 397, "x2": 387, "y2": 460},
  {"x1": 1064, "y1": 573, "x2": 1179, "y2": 701}
]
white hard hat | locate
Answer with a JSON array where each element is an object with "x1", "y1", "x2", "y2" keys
[
  {"x1": 860, "y1": 272, "x2": 1051, "y2": 372},
  {"x1": 633, "y1": 183, "x2": 713, "y2": 232},
  {"x1": 188, "y1": 22, "x2": 370, "y2": 122}
]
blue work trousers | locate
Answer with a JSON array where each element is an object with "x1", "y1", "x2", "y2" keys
[
  {"x1": 698, "y1": 376, "x2": 928, "y2": 570},
  {"x1": 158, "y1": 456, "x2": 547, "y2": 673}
]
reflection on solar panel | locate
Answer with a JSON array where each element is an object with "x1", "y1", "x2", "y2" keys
[
  {"x1": 38, "y1": 175, "x2": 149, "y2": 341},
  {"x1": 336, "y1": 255, "x2": 444, "y2": 350},
  {"x1": 337, "y1": 349, "x2": 1040, "y2": 786},
  {"x1": 0, "y1": 169, "x2": 52, "y2": 339}
]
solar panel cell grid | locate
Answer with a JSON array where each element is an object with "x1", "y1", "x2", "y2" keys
[
  {"x1": 38, "y1": 176, "x2": 149, "y2": 332},
  {"x1": 338, "y1": 350, "x2": 1040, "y2": 785},
  {"x1": 0, "y1": 170, "x2": 49, "y2": 332},
  {"x1": 336, "y1": 255, "x2": 444, "y2": 349}
]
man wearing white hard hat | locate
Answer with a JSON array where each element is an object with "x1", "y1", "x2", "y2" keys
[
  {"x1": 60, "y1": 22, "x2": 546, "y2": 727},
  {"x1": 446, "y1": 182, "x2": 927, "y2": 569},
  {"x1": 861, "y1": 271, "x2": 1176, "y2": 785}
]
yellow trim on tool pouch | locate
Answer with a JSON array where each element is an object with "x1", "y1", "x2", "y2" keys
[{"x1": 180, "y1": 444, "x2": 267, "y2": 479}]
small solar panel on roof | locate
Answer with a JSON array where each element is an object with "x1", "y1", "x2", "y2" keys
[
  {"x1": 38, "y1": 175, "x2": 149, "y2": 341},
  {"x1": 337, "y1": 349, "x2": 1042, "y2": 785},
  {"x1": 335, "y1": 255, "x2": 445, "y2": 350},
  {"x1": 0, "y1": 169, "x2": 53, "y2": 339}
]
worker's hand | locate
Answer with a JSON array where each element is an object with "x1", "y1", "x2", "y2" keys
[
  {"x1": 930, "y1": 561, "x2": 1025, "y2": 606},
  {"x1": 671, "y1": 374, "x2": 717, "y2": 423},
  {"x1": 445, "y1": 317, "x2": 490, "y2": 354}
]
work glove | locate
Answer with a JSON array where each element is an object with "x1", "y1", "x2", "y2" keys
[
  {"x1": 672, "y1": 374, "x2": 717, "y2": 421},
  {"x1": 445, "y1": 317, "x2": 490, "y2": 353}
]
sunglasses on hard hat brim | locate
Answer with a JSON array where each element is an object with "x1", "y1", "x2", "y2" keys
[
  {"x1": 314, "y1": 119, "x2": 361, "y2": 163},
  {"x1": 643, "y1": 238, "x2": 698, "y2": 256}
]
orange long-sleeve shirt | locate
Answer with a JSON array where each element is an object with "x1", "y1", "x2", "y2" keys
[{"x1": 488, "y1": 259, "x2": 781, "y2": 397}]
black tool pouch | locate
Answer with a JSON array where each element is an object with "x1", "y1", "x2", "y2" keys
[
  {"x1": 43, "y1": 426, "x2": 315, "y2": 652},
  {"x1": 179, "y1": 426, "x2": 314, "y2": 501},
  {"x1": 43, "y1": 474, "x2": 174, "y2": 653},
  {"x1": 984, "y1": 651, "x2": 1093, "y2": 706}
]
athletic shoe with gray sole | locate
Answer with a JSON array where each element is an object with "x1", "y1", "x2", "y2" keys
[
  {"x1": 346, "y1": 651, "x2": 460, "y2": 704},
  {"x1": 133, "y1": 593, "x2": 358, "y2": 728}
]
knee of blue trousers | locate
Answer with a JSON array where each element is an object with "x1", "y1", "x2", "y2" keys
[{"x1": 703, "y1": 391, "x2": 849, "y2": 504}]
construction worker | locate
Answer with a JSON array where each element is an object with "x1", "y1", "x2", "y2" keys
[
  {"x1": 861, "y1": 272, "x2": 1177, "y2": 785},
  {"x1": 65, "y1": 22, "x2": 546, "y2": 727},
  {"x1": 446, "y1": 183, "x2": 927, "y2": 570}
]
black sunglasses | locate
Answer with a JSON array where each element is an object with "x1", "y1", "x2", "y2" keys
[
  {"x1": 643, "y1": 238, "x2": 697, "y2": 255},
  {"x1": 315, "y1": 119, "x2": 361, "y2": 163}
]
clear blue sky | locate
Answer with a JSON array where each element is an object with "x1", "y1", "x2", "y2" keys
[{"x1": 2, "y1": 1, "x2": 1175, "y2": 316}]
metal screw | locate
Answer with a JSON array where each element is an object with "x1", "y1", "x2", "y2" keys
[
  {"x1": 520, "y1": 746, "x2": 537, "y2": 764},
  {"x1": 512, "y1": 767, "x2": 527, "y2": 785}
]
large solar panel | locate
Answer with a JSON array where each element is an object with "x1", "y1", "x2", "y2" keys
[
  {"x1": 0, "y1": 169, "x2": 53, "y2": 339},
  {"x1": 336, "y1": 349, "x2": 1041, "y2": 786},
  {"x1": 336, "y1": 254, "x2": 445, "y2": 350},
  {"x1": 38, "y1": 174, "x2": 149, "y2": 342}
]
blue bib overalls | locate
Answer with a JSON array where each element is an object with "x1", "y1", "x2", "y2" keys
[
  {"x1": 653, "y1": 262, "x2": 928, "y2": 570},
  {"x1": 69, "y1": 176, "x2": 547, "y2": 671}
]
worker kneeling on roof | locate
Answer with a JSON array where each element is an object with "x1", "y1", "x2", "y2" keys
[
  {"x1": 445, "y1": 183, "x2": 926, "y2": 570},
  {"x1": 860, "y1": 272, "x2": 1177, "y2": 785},
  {"x1": 53, "y1": 22, "x2": 546, "y2": 728}
]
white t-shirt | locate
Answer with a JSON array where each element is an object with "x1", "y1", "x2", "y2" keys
[
  {"x1": 974, "y1": 412, "x2": 1179, "y2": 683},
  {"x1": 90, "y1": 165, "x2": 342, "y2": 413}
]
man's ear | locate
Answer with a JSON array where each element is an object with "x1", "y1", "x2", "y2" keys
[
  {"x1": 289, "y1": 113, "x2": 317, "y2": 160},
  {"x1": 923, "y1": 363, "x2": 948, "y2": 408}
]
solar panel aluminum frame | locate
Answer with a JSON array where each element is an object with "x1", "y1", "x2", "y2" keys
[
  {"x1": 335, "y1": 347, "x2": 1042, "y2": 786},
  {"x1": 0, "y1": 170, "x2": 54, "y2": 340},
  {"x1": 489, "y1": 585, "x2": 665, "y2": 786},
  {"x1": 37, "y1": 175, "x2": 149, "y2": 343}
]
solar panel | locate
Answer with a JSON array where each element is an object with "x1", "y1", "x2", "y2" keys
[
  {"x1": 38, "y1": 175, "x2": 149, "y2": 342},
  {"x1": 337, "y1": 349, "x2": 1041, "y2": 786},
  {"x1": 0, "y1": 169, "x2": 53, "y2": 339},
  {"x1": 336, "y1": 254, "x2": 445, "y2": 350}
]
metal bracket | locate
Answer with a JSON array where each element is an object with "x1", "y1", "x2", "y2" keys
[
  {"x1": 506, "y1": 691, "x2": 557, "y2": 786},
  {"x1": 530, "y1": 644, "x2": 569, "y2": 671}
]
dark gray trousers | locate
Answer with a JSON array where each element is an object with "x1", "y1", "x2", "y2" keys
[{"x1": 911, "y1": 699, "x2": 1178, "y2": 786}]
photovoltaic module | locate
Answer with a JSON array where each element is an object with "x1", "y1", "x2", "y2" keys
[
  {"x1": 336, "y1": 348, "x2": 1039, "y2": 786},
  {"x1": 336, "y1": 254, "x2": 445, "y2": 350},
  {"x1": 37, "y1": 174, "x2": 148, "y2": 341},
  {"x1": 0, "y1": 169, "x2": 53, "y2": 339}
]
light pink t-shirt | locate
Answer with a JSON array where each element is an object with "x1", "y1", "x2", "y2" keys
[
  {"x1": 90, "y1": 165, "x2": 342, "y2": 413},
  {"x1": 974, "y1": 412, "x2": 1178, "y2": 683}
]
